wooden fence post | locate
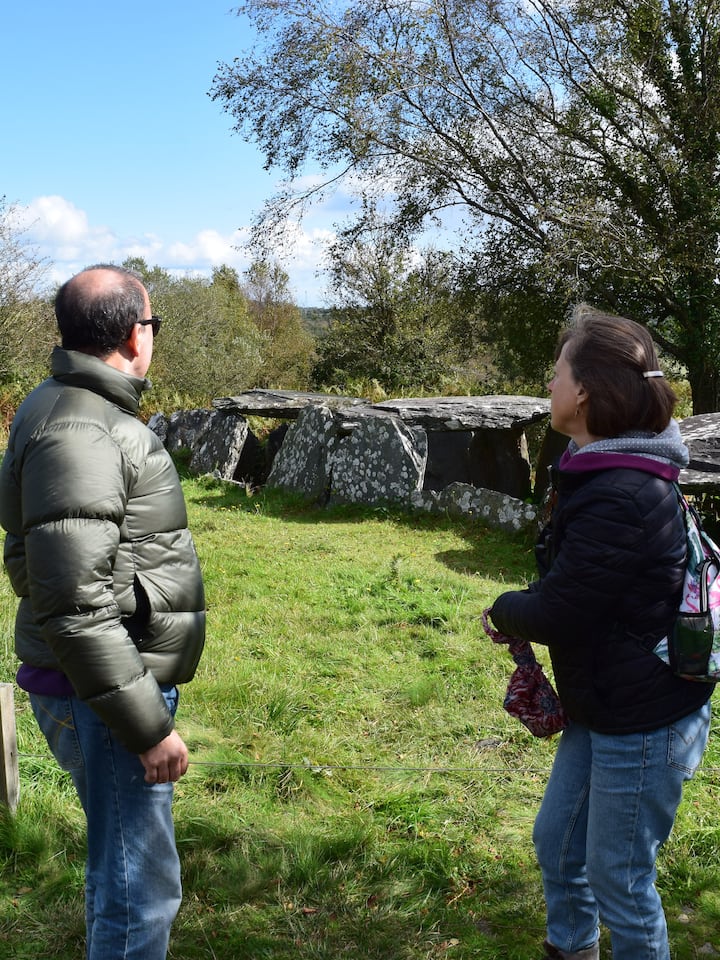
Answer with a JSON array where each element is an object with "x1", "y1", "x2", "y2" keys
[{"x1": 0, "y1": 683, "x2": 19, "y2": 814}]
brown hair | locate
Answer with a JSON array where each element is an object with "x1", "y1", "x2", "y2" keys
[{"x1": 557, "y1": 304, "x2": 677, "y2": 437}]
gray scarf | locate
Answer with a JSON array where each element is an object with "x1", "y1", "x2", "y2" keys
[{"x1": 566, "y1": 418, "x2": 689, "y2": 471}]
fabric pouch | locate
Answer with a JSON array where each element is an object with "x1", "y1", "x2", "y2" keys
[{"x1": 482, "y1": 608, "x2": 568, "y2": 737}]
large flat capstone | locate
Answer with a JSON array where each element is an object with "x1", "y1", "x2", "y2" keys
[{"x1": 214, "y1": 390, "x2": 550, "y2": 431}]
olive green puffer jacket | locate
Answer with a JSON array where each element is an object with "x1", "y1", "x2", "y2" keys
[{"x1": 0, "y1": 347, "x2": 205, "y2": 753}]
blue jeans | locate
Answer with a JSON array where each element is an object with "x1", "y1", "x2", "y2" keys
[
  {"x1": 29, "y1": 687, "x2": 182, "y2": 960},
  {"x1": 533, "y1": 704, "x2": 711, "y2": 960}
]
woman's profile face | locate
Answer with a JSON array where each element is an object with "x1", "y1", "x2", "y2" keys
[{"x1": 548, "y1": 343, "x2": 587, "y2": 440}]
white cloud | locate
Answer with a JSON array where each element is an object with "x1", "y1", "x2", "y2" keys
[
  {"x1": 282, "y1": 220, "x2": 336, "y2": 268},
  {"x1": 166, "y1": 228, "x2": 252, "y2": 266},
  {"x1": 17, "y1": 196, "x2": 117, "y2": 264},
  {"x1": 15, "y1": 195, "x2": 335, "y2": 304},
  {"x1": 20, "y1": 195, "x2": 93, "y2": 243}
]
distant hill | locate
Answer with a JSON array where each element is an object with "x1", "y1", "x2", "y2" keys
[{"x1": 300, "y1": 306, "x2": 333, "y2": 338}]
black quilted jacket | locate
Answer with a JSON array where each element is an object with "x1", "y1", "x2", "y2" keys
[{"x1": 490, "y1": 456, "x2": 712, "y2": 733}]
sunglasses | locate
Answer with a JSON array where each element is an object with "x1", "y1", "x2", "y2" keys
[{"x1": 137, "y1": 316, "x2": 162, "y2": 336}]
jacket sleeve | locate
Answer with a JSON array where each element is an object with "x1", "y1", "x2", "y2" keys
[
  {"x1": 21, "y1": 422, "x2": 174, "y2": 753},
  {"x1": 490, "y1": 483, "x2": 650, "y2": 646}
]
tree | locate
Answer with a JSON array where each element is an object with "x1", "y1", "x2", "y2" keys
[
  {"x1": 243, "y1": 259, "x2": 316, "y2": 388},
  {"x1": 0, "y1": 197, "x2": 54, "y2": 382},
  {"x1": 122, "y1": 258, "x2": 264, "y2": 403},
  {"x1": 120, "y1": 258, "x2": 316, "y2": 401},
  {"x1": 212, "y1": 0, "x2": 720, "y2": 411},
  {"x1": 313, "y1": 229, "x2": 475, "y2": 392}
]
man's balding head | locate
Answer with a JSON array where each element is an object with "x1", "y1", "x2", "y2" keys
[{"x1": 55, "y1": 264, "x2": 148, "y2": 356}]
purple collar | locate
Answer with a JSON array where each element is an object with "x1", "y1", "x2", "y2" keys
[{"x1": 559, "y1": 449, "x2": 680, "y2": 481}]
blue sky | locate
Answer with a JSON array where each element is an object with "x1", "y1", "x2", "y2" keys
[{"x1": 1, "y1": 1, "x2": 346, "y2": 305}]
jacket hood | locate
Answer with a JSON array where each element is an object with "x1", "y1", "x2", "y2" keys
[
  {"x1": 560, "y1": 418, "x2": 689, "y2": 480},
  {"x1": 51, "y1": 346, "x2": 150, "y2": 415}
]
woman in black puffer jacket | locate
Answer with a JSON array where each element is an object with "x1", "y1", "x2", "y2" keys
[{"x1": 489, "y1": 306, "x2": 712, "y2": 960}]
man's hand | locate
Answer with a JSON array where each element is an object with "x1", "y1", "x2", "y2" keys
[{"x1": 139, "y1": 730, "x2": 189, "y2": 784}]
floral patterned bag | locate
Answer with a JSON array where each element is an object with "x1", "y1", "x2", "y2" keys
[{"x1": 482, "y1": 609, "x2": 568, "y2": 737}]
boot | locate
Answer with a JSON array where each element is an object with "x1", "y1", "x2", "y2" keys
[{"x1": 541, "y1": 940, "x2": 600, "y2": 960}]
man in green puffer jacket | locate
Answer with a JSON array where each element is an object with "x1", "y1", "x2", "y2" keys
[{"x1": 0, "y1": 264, "x2": 206, "y2": 960}]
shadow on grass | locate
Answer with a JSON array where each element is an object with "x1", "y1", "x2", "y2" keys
[
  {"x1": 2, "y1": 772, "x2": 719, "y2": 959},
  {"x1": 186, "y1": 479, "x2": 537, "y2": 583},
  {"x1": 169, "y1": 810, "x2": 720, "y2": 959},
  {"x1": 171, "y1": 811, "x2": 548, "y2": 960},
  {"x1": 0, "y1": 790, "x2": 547, "y2": 960},
  {"x1": 0, "y1": 804, "x2": 546, "y2": 960}
]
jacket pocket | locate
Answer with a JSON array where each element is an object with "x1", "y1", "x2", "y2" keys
[
  {"x1": 29, "y1": 694, "x2": 84, "y2": 772},
  {"x1": 121, "y1": 575, "x2": 151, "y2": 646}
]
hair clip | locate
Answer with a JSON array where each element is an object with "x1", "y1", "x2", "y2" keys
[{"x1": 642, "y1": 370, "x2": 664, "y2": 378}]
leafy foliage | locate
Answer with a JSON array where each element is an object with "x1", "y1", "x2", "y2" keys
[
  {"x1": 244, "y1": 260, "x2": 316, "y2": 389},
  {"x1": 0, "y1": 198, "x2": 56, "y2": 384},
  {"x1": 122, "y1": 258, "x2": 316, "y2": 409},
  {"x1": 212, "y1": 0, "x2": 720, "y2": 411},
  {"x1": 122, "y1": 258, "x2": 264, "y2": 405},
  {"x1": 312, "y1": 231, "x2": 500, "y2": 393},
  {"x1": 0, "y1": 242, "x2": 319, "y2": 417}
]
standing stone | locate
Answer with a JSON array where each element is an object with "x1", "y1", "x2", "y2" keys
[
  {"x1": 679, "y1": 413, "x2": 720, "y2": 489},
  {"x1": 423, "y1": 431, "x2": 475, "y2": 491},
  {"x1": 267, "y1": 405, "x2": 340, "y2": 501},
  {"x1": 147, "y1": 412, "x2": 169, "y2": 444},
  {"x1": 189, "y1": 411, "x2": 251, "y2": 479},
  {"x1": 466, "y1": 429, "x2": 531, "y2": 500},
  {"x1": 165, "y1": 409, "x2": 215, "y2": 453},
  {"x1": 410, "y1": 482, "x2": 538, "y2": 534},
  {"x1": 233, "y1": 430, "x2": 267, "y2": 485},
  {"x1": 328, "y1": 417, "x2": 428, "y2": 505},
  {"x1": 533, "y1": 427, "x2": 570, "y2": 500}
]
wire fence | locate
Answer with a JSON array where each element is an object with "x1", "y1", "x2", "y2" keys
[{"x1": 16, "y1": 750, "x2": 720, "y2": 779}]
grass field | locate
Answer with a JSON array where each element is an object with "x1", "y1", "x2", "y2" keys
[{"x1": 1, "y1": 477, "x2": 719, "y2": 959}]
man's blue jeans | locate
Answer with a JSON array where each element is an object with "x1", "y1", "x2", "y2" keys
[
  {"x1": 533, "y1": 704, "x2": 711, "y2": 960},
  {"x1": 29, "y1": 687, "x2": 182, "y2": 960}
]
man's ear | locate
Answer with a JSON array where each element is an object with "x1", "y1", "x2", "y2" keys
[{"x1": 124, "y1": 322, "x2": 141, "y2": 359}]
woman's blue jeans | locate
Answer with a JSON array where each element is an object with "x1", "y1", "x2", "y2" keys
[
  {"x1": 29, "y1": 687, "x2": 182, "y2": 960},
  {"x1": 533, "y1": 704, "x2": 711, "y2": 960}
]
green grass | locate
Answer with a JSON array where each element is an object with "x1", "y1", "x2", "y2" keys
[{"x1": 1, "y1": 478, "x2": 719, "y2": 959}]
